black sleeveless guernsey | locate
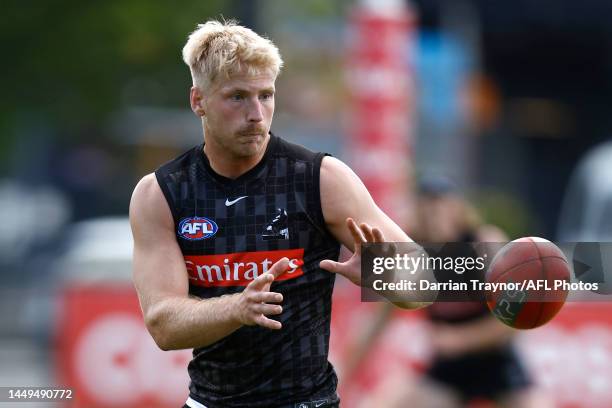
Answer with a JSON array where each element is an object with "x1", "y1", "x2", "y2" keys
[{"x1": 155, "y1": 133, "x2": 341, "y2": 408}]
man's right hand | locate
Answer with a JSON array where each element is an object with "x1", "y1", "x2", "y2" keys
[{"x1": 233, "y1": 257, "x2": 292, "y2": 330}]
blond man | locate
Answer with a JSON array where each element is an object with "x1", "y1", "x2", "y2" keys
[{"x1": 130, "y1": 19, "x2": 422, "y2": 408}]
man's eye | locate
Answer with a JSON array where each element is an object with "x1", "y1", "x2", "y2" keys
[
  {"x1": 260, "y1": 93, "x2": 273, "y2": 100},
  {"x1": 231, "y1": 94, "x2": 243, "y2": 101}
]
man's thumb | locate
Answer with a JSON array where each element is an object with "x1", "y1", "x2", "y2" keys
[{"x1": 319, "y1": 260, "x2": 340, "y2": 273}]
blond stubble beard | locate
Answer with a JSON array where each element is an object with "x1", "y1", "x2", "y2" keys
[{"x1": 204, "y1": 128, "x2": 268, "y2": 160}]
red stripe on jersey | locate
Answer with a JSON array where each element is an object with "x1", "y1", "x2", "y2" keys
[{"x1": 185, "y1": 249, "x2": 305, "y2": 287}]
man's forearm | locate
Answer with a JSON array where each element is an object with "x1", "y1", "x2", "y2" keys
[
  {"x1": 365, "y1": 242, "x2": 434, "y2": 309},
  {"x1": 390, "y1": 299, "x2": 432, "y2": 310},
  {"x1": 145, "y1": 293, "x2": 243, "y2": 350}
]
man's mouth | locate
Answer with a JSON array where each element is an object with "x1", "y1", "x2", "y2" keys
[
  {"x1": 239, "y1": 125, "x2": 266, "y2": 136},
  {"x1": 238, "y1": 130, "x2": 266, "y2": 140}
]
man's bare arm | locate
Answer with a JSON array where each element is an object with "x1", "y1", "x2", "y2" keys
[
  {"x1": 320, "y1": 157, "x2": 410, "y2": 252},
  {"x1": 319, "y1": 156, "x2": 430, "y2": 309},
  {"x1": 130, "y1": 174, "x2": 287, "y2": 350}
]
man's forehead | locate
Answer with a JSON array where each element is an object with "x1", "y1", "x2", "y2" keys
[{"x1": 217, "y1": 71, "x2": 276, "y2": 92}]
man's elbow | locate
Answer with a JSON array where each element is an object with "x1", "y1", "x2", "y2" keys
[
  {"x1": 151, "y1": 333, "x2": 174, "y2": 351},
  {"x1": 144, "y1": 307, "x2": 175, "y2": 351}
]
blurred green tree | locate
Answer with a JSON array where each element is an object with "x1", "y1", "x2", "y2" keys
[{"x1": 0, "y1": 0, "x2": 227, "y2": 166}]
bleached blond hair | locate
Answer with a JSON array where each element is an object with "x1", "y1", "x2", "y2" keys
[{"x1": 182, "y1": 19, "x2": 283, "y2": 91}]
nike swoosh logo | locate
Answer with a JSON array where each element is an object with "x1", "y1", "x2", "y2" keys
[
  {"x1": 315, "y1": 403, "x2": 325, "y2": 408},
  {"x1": 225, "y1": 196, "x2": 248, "y2": 206}
]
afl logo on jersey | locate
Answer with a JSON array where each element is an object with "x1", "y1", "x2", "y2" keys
[{"x1": 178, "y1": 217, "x2": 218, "y2": 240}]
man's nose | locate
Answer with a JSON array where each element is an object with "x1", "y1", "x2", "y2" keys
[{"x1": 247, "y1": 99, "x2": 264, "y2": 122}]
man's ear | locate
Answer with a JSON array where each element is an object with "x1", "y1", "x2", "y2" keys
[{"x1": 190, "y1": 86, "x2": 206, "y2": 117}]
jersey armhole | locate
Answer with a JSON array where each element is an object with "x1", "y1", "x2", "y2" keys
[{"x1": 313, "y1": 152, "x2": 336, "y2": 240}]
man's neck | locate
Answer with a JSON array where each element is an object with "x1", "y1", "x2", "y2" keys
[{"x1": 203, "y1": 134, "x2": 270, "y2": 179}]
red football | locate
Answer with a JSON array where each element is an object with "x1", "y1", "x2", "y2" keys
[{"x1": 485, "y1": 237, "x2": 570, "y2": 329}]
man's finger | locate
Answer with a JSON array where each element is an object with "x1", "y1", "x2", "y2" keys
[
  {"x1": 248, "y1": 271, "x2": 275, "y2": 291},
  {"x1": 255, "y1": 315, "x2": 282, "y2": 330},
  {"x1": 347, "y1": 218, "x2": 366, "y2": 254},
  {"x1": 320, "y1": 259, "x2": 342, "y2": 274},
  {"x1": 268, "y1": 257, "x2": 292, "y2": 280},
  {"x1": 253, "y1": 303, "x2": 283, "y2": 316},
  {"x1": 372, "y1": 227, "x2": 385, "y2": 243},
  {"x1": 321, "y1": 259, "x2": 361, "y2": 286},
  {"x1": 347, "y1": 218, "x2": 366, "y2": 242},
  {"x1": 250, "y1": 291, "x2": 283, "y2": 304},
  {"x1": 360, "y1": 223, "x2": 374, "y2": 242},
  {"x1": 369, "y1": 227, "x2": 398, "y2": 259}
]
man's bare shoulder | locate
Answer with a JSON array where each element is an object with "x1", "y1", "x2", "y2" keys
[
  {"x1": 130, "y1": 173, "x2": 163, "y2": 215},
  {"x1": 320, "y1": 156, "x2": 376, "y2": 227},
  {"x1": 320, "y1": 156, "x2": 372, "y2": 200},
  {"x1": 320, "y1": 156, "x2": 361, "y2": 190},
  {"x1": 320, "y1": 155, "x2": 350, "y2": 175},
  {"x1": 130, "y1": 173, "x2": 173, "y2": 231}
]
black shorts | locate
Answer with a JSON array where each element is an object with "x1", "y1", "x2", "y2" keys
[
  {"x1": 182, "y1": 404, "x2": 339, "y2": 408},
  {"x1": 182, "y1": 398, "x2": 339, "y2": 408},
  {"x1": 426, "y1": 346, "x2": 531, "y2": 402}
]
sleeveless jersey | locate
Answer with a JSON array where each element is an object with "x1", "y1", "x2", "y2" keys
[{"x1": 155, "y1": 133, "x2": 341, "y2": 408}]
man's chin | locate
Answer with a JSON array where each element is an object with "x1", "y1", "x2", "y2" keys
[
  {"x1": 233, "y1": 143, "x2": 263, "y2": 158},
  {"x1": 235, "y1": 134, "x2": 266, "y2": 155}
]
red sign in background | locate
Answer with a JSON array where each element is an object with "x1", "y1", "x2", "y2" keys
[
  {"x1": 55, "y1": 282, "x2": 612, "y2": 408},
  {"x1": 55, "y1": 284, "x2": 192, "y2": 408}
]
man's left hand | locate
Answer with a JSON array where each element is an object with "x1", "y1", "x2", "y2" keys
[{"x1": 320, "y1": 217, "x2": 385, "y2": 286}]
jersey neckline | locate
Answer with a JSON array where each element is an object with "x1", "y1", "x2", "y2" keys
[{"x1": 198, "y1": 132, "x2": 277, "y2": 187}]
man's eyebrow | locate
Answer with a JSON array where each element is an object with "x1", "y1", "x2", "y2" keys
[
  {"x1": 221, "y1": 87, "x2": 245, "y2": 94},
  {"x1": 221, "y1": 86, "x2": 275, "y2": 94}
]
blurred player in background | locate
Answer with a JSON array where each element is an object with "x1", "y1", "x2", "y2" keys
[
  {"x1": 129, "y1": 19, "x2": 427, "y2": 408},
  {"x1": 343, "y1": 176, "x2": 551, "y2": 408}
]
